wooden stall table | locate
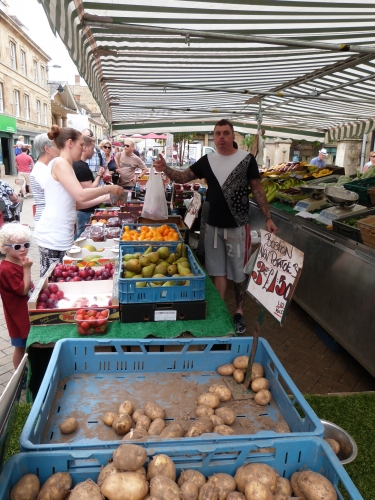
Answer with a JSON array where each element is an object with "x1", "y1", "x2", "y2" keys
[{"x1": 26, "y1": 277, "x2": 235, "y2": 401}]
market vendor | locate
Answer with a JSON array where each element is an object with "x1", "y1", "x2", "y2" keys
[
  {"x1": 363, "y1": 151, "x2": 375, "y2": 173},
  {"x1": 154, "y1": 119, "x2": 277, "y2": 336},
  {"x1": 310, "y1": 148, "x2": 328, "y2": 168},
  {"x1": 115, "y1": 139, "x2": 148, "y2": 190}
]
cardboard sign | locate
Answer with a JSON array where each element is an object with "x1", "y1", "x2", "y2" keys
[
  {"x1": 247, "y1": 230, "x2": 304, "y2": 325},
  {"x1": 184, "y1": 191, "x2": 202, "y2": 229}
]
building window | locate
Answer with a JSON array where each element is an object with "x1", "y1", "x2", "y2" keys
[
  {"x1": 33, "y1": 60, "x2": 38, "y2": 84},
  {"x1": 0, "y1": 83, "x2": 3, "y2": 113},
  {"x1": 36, "y1": 100, "x2": 41, "y2": 123},
  {"x1": 20, "y1": 50, "x2": 27, "y2": 76},
  {"x1": 41, "y1": 66, "x2": 45, "y2": 87},
  {"x1": 43, "y1": 103, "x2": 48, "y2": 125},
  {"x1": 14, "y1": 90, "x2": 20, "y2": 117},
  {"x1": 10, "y1": 42, "x2": 17, "y2": 69},
  {"x1": 24, "y1": 94, "x2": 30, "y2": 120}
]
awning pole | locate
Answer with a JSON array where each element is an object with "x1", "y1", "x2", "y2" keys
[{"x1": 360, "y1": 134, "x2": 367, "y2": 173}]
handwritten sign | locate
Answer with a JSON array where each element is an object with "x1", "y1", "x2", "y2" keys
[{"x1": 247, "y1": 230, "x2": 304, "y2": 325}]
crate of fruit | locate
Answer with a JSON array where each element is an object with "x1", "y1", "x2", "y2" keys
[
  {"x1": 119, "y1": 242, "x2": 205, "y2": 303},
  {"x1": 357, "y1": 215, "x2": 375, "y2": 249},
  {"x1": 20, "y1": 337, "x2": 324, "y2": 453},
  {"x1": 344, "y1": 177, "x2": 375, "y2": 205},
  {"x1": 120, "y1": 223, "x2": 183, "y2": 244},
  {"x1": 332, "y1": 208, "x2": 375, "y2": 243},
  {"x1": 0, "y1": 437, "x2": 363, "y2": 499}
]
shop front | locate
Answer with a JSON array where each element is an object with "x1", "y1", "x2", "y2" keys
[{"x1": 0, "y1": 114, "x2": 16, "y2": 175}]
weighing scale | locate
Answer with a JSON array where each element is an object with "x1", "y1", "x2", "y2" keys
[
  {"x1": 294, "y1": 186, "x2": 332, "y2": 212},
  {"x1": 316, "y1": 186, "x2": 367, "y2": 225}
]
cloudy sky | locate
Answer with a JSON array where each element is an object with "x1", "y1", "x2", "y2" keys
[{"x1": 8, "y1": 0, "x2": 84, "y2": 85}]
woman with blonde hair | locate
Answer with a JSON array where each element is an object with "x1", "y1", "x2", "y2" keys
[
  {"x1": 363, "y1": 151, "x2": 375, "y2": 174},
  {"x1": 34, "y1": 125, "x2": 123, "y2": 275}
]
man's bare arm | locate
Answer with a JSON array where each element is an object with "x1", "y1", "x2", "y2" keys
[
  {"x1": 164, "y1": 165, "x2": 197, "y2": 184},
  {"x1": 249, "y1": 178, "x2": 277, "y2": 234}
]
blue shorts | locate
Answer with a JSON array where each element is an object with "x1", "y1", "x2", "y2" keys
[{"x1": 11, "y1": 337, "x2": 27, "y2": 348}]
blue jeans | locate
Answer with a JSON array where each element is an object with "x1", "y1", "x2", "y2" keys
[{"x1": 75, "y1": 211, "x2": 93, "y2": 239}]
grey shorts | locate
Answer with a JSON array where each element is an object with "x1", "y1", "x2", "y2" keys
[{"x1": 205, "y1": 224, "x2": 251, "y2": 283}]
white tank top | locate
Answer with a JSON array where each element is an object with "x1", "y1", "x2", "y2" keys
[{"x1": 33, "y1": 158, "x2": 77, "y2": 251}]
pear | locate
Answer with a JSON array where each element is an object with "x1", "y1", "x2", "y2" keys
[
  {"x1": 176, "y1": 243, "x2": 187, "y2": 258},
  {"x1": 139, "y1": 255, "x2": 151, "y2": 267},
  {"x1": 142, "y1": 263, "x2": 156, "y2": 277},
  {"x1": 167, "y1": 264, "x2": 177, "y2": 276},
  {"x1": 150, "y1": 274, "x2": 166, "y2": 286},
  {"x1": 179, "y1": 261, "x2": 190, "y2": 269},
  {"x1": 123, "y1": 270, "x2": 135, "y2": 278},
  {"x1": 166, "y1": 253, "x2": 177, "y2": 264},
  {"x1": 133, "y1": 274, "x2": 143, "y2": 278},
  {"x1": 148, "y1": 252, "x2": 160, "y2": 264},
  {"x1": 143, "y1": 246, "x2": 153, "y2": 255},
  {"x1": 123, "y1": 253, "x2": 136, "y2": 262},
  {"x1": 125, "y1": 259, "x2": 142, "y2": 274},
  {"x1": 157, "y1": 246, "x2": 170, "y2": 260},
  {"x1": 154, "y1": 262, "x2": 169, "y2": 275},
  {"x1": 136, "y1": 281, "x2": 147, "y2": 288},
  {"x1": 177, "y1": 263, "x2": 192, "y2": 276},
  {"x1": 162, "y1": 280, "x2": 176, "y2": 286},
  {"x1": 175, "y1": 257, "x2": 188, "y2": 264},
  {"x1": 172, "y1": 273, "x2": 185, "y2": 286}
]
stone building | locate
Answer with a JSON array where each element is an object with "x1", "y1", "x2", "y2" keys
[{"x1": 0, "y1": 2, "x2": 51, "y2": 173}]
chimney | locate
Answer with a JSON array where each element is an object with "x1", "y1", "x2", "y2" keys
[
  {"x1": 75, "y1": 95, "x2": 80, "y2": 102},
  {"x1": 75, "y1": 75, "x2": 80, "y2": 85}
]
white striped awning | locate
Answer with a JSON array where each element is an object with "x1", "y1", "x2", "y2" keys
[{"x1": 326, "y1": 119, "x2": 375, "y2": 142}]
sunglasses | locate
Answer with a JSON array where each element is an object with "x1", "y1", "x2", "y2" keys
[
  {"x1": 5, "y1": 242, "x2": 31, "y2": 251},
  {"x1": 103, "y1": 146, "x2": 111, "y2": 149},
  {"x1": 125, "y1": 144, "x2": 131, "y2": 148},
  {"x1": 371, "y1": 155, "x2": 375, "y2": 158}
]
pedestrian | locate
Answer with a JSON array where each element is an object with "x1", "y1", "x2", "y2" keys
[
  {"x1": 115, "y1": 139, "x2": 148, "y2": 190},
  {"x1": 0, "y1": 224, "x2": 33, "y2": 369},
  {"x1": 33, "y1": 125, "x2": 123, "y2": 276},
  {"x1": 15, "y1": 147, "x2": 34, "y2": 198},
  {"x1": 81, "y1": 128, "x2": 106, "y2": 175},
  {"x1": 29, "y1": 133, "x2": 60, "y2": 222},
  {"x1": 154, "y1": 119, "x2": 277, "y2": 335},
  {"x1": 363, "y1": 151, "x2": 375, "y2": 174},
  {"x1": 310, "y1": 149, "x2": 328, "y2": 168},
  {"x1": 146, "y1": 147, "x2": 154, "y2": 163},
  {"x1": 0, "y1": 180, "x2": 19, "y2": 221}
]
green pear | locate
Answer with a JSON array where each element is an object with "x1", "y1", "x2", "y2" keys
[
  {"x1": 162, "y1": 280, "x2": 176, "y2": 286},
  {"x1": 150, "y1": 273, "x2": 166, "y2": 286},
  {"x1": 179, "y1": 261, "x2": 190, "y2": 269},
  {"x1": 142, "y1": 263, "x2": 156, "y2": 277},
  {"x1": 176, "y1": 243, "x2": 187, "y2": 258},
  {"x1": 123, "y1": 270, "x2": 135, "y2": 278},
  {"x1": 177, "y1": 263, "x2": 192, "y2": 276},
  {"x1": 123, "y1": 253, "x2": 135, "y2": 262},
  {"x1": 136, "y1": 281, "x2": 147, "y2": 288},
  {"x1": 167, "y1": 264, "x2": 177, "y2": 276},
  {"x1": 139, "y1": 255, "x2": 151, "y2": 267},
  {"x1": 148, "y1": 252, "x2": 160, "y2": 264},
  {"x1": 172, "y1": 273, "x2": 185, "y2": 286},
  {"x1": 157, "y1": 246, "x2": 170, "y2": 260},
  {"x1": 154, "y1": 262, "x2": 169, "y2": 275},
  {"x1": 175, "y1": 257, "x2": 188, "y2": 264},
  {"x1": 133, "y1": 274, "x2": 143, "y2": 278},
  {"x1": 125, "y1": 259, "x2": 142, "y2": 274},
  {"x1": 166, "y1": 253, "x2": 177, "y2": 264},
  {"x1": 143, "y1": 246, "x2": 153, "y2": 255}
]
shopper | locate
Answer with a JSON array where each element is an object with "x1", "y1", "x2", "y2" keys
[
  {"x1": 363, "y1": 151, "x2": 375, "y2": 174},
  {"x1": 310, "y1": 149, "x2": 328, "y2": 168},
  {"x1": 0, "y1": 224, "x2": 33, "y2": 369},
  {"x1": 115, "y1": 139, "x2": 148, "y2": 189},
  {"x1": 33, "y1": 125, "x2": 123, "y2": 276},
  {"x1": 15, "y1": 147, "x2": 34, "y2": 198},
  {"x1": 0, "y1": 180, "x2": 19, "y2": 221},
  {"x1": 99, "y1": 140, "x2": 117, "y2": 173},
  {"x1": 29, "y1": 133, "x2": 60, "y2": 222},
  {"x1": 154, "y1": 119, "x2": 277, "y2": 335},
  {"x1": 81, "y1": 128, "x2": 106, "y2": 175}
]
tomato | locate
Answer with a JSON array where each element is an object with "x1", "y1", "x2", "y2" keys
[
  {"x1": 100, "y1": 310, "x2": 109, "y2": 318},
  {"x1": 95, "y1": 326, "x2": 103, "y2": 332},
  {"x1": 84, "y1": 315, "x2": 90, "y2": 320},
  {"x1": 81, "y1": 321, "x2": 90, "y2": 330},
  {"x1": 98, "y1": 319, "x2": 107, "y2": 327},
  {"x1": 87, "y1": 310, "x2": 96, "y2": 317},
  {"x1": 75, "y1": 314, "x2": 84, "y2": 321},
  {"x1": 77, "y1": 327, "x2": 85, "y2": 335},
  {"x1": 77, "y1": 309, "x2": 86, "y2": 315}
]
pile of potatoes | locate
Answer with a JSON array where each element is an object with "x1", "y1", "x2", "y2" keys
[
  {"x1": 9, "y1": 442, "x2": 338, "y2": 500},
  {"x1": 217, "y1": 357, "x2": 272, "y2": 406}
]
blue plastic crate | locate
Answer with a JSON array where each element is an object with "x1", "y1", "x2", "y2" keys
[
  {"x1": 120, "y1": 222, "x2": 183, "y2": 244},
  {"x1": 0, "y1": 438, "x2": 363, "y2": 499},
  {"x1": 118, "y1": 244, "x2": 205, "y2": 303},
  {"x1": 21, "y1": 337, "x2": 323, "y2": 452}
]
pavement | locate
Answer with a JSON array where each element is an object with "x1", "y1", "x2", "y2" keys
[{"x1": 0, "y1": 172, "x2": 373, "y2": 403}]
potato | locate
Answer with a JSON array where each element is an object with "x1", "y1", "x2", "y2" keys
[
  {"x1": 113, "y1": 443, "x2": 147, "y2": 471},
  {"x1": 290, "y1": 472, "x2": 307, "y2": 500},
  {"x1": 145, "y1": 401, "x2": 166, "y2": 420},
  {"x1": 213, "y1": 424, "x2": 235, "y2": 436},
  {"x1": 197, "y1": 393, "x2": 220, "y2": 409},
  {"x1": 273, "y1": 421, "x2": 290, "y2": 433},
  {"x1": 250, "y1": 378, "x2": 269, "y2": 393},
  {"x1": 234, "y1": 463, "x2": 278, "y2": 494},
  {"x1": 132, "y1": 409, "x2": 145, "y2": 423},
  {"x1": 112, "y1": 414, "x2": 133, "y2": 435},
  {"x1": 186, "y1": 417, "x2": 214, "y2": 437},
  {"x1": 150, "y1": 475, "x2": 180, "y2": 499},
  {"x1": 101, "y1": 472, "x2": 148, "y2": 500},
  {"x1": 159, "y1": 423, "x2": 184, "y2": 438},
  {"x1": 214, "y1": 407, "x2": 236, "y2": 426},
  {"x1": 177, "y1": 470, "x2": 206, "y2": 489},
  {"x1": 207, "y1": 473, "x2": 236, "y2": 500},
  {"x1": 233, "y1": 369, "x2": 245, "y2": 383},
  {"x1": 147, "y1": 454, "x2": 176, "y2": 481},
  {"x1": 59, "y1": 417, "x2": 78, "y2": 435},
  {"x1": 196, "y1": 405, "x2": 215, "y2": 418},
  {"x1": 217, "y1": 364, "x2": 235, "y2": 376},
  {"x1": 208, "y1": 384, "x2": 232, "y2": 402},
  {"x1": 274, "y1": 477, "x2": 292, "y2": 496},
  {"x1": 244, "y1": 480, "x2": 273, "y2": 500},
  {"x1": 250, "y1": 363, "x2": 264, "y2": 382},
  {"x1": 297, "y1": 471, "x2": 337, "y2": 500},
  {"x1": 209, "y1": 415, "x2": 224, "y2": 427},
  {"x1": 198, "y1": 483, "x2": 220, "y2": 500},
  {"x1": 233, "y1": 356, "x2": 249, "y2": 370},
  {"x1": 136, "y1": 415, "x2": 151, "y2": 431},
  {"x1": 10, "y1": 473, "x2": 40, "y2": 500},
  {"x1": 135, "y1": 467, "x2": 147, "y2": 479},
  {"x1": 148, "y1": 418, "x2": 166, "y2": 436},
  {"x1": 180, "y1": 481, "x2": 199, "y2": 500},
  {"x1": 118, "y1": 400, "x2": 134, "y2": 416},
  {"x1": 37, "y1": 472, "x2": 72, "y2": 500},
  {"x1": 253, "y1": 390, "x2": 272, "y2": 406},
  {"x1": 123, "y1": 427, "x2": 148, "y2": 440},
  {"x1": 69, "y1": 479, "x2": 103, "y2": 500},
  {"x1": 102, "y1": 412, "x2": 117, "y2": 427},
  {"x1": 274, "y1": 494, "x2": 292, "y2": 500},
  {"x1": 226, "y1": 493, "x2": 246, "y2": 500},
  {"x1": 97, "y1": 463, "x2": 119, "y2": 487},
  {"x1": 324, "y1": 438, "x2": 340, "y2": 455}
]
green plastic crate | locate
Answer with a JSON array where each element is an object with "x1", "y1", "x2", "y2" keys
[{"x1": 344, "y1": 177, "x2": 375, "y2": 205}]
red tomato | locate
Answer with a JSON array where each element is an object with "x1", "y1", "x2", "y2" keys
[
  {"x1": 77, "y1": 309, "x2": 86, "y2": 315},
  {"x1": 81, "y1": 321, "x2": 90, "y2": 330},
  {"x1": 95, "y1": 326, "x2": 103, "y2": 332},
  {"x1": 76, "y1": 314, "x2": 84, "y2": 321},
  {"x1": 84, "y1": 315, "x2": 90, "y2": 320},
  {"x1": 87, "y1": 310, "x2": 96, "y2": 317},
  {"x1": 98, "y1": 319, "x2": 107, "y2": 327},
  {"x1": 77, "y1": 327, "x2": 85, "y2": 335},
  {"x1": 100, "y1": 310, "x2": 109, "y2": 318}
]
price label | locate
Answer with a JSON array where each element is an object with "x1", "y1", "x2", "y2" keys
[{"x1": 154, "y1": 310, "x2": 177, "y2": 321}]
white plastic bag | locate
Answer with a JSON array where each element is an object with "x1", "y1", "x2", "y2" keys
[{"x1": 141, "y1": 166, "x2": 168, "y2": 220}]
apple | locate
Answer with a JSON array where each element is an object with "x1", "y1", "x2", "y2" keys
[
  {"x1": 46, "y1": 298, "x2": 57, "y2": 309},
  {"x1": 68, "y1": 270, "x2": 75, "y2": 278},
  {"x1": 86, "y1": 276, "x2": 93, "y2": 281},
  {"x1": 37, "y1": 301, "x2": 47, "y2": 309},
  {"x1": 56, "y1": 290, "x2": 64, "y2": 300},
  {"x1": 48, "y1": 283, "x2": 59, "y2": 294},
  {"x1": 110, "y1": 269, "x2": 115, "y2": 276},
  {"x1": 62, "y1": 272, "x2": 69, "y2": 279},
  {"x1": 65, "y1": 277, "x2": 71, "y2": 282},
  {"x1": 102, "y1": 271, "x2": 110, "y2": 280},
  {"x1": 108, "y1": 299, "x2": 112, "y2": 306},
  {"x1": 72, "y1": 276, "x2": 82, "y2": 281},
  {"x1": 72, "y1": 265, "x2": 79, "y2": 272},
  {"x1": 50, "y1": 276, "x2": 56, "y2": 282},
  {"x1": 57, "y1": 279, "x2": 65, "y2": 282},
  {"x1": 95, "y1": 270, "x2": 102, "y2": 277},
  {"x1": 88, "y1": 269, "x2": 95, "y2": 278},
  {"x1": 39, "y1": 292, "x2": 49, "y2": 302},
  {"x1": 104, "y1": 263, "x2": 112, "y2": 270},
  {"x1": 79, "y1": 270, "x2": 88, "y2": 279}
]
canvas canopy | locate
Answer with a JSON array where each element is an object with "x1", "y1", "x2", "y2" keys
[{"x1": 38, "y1": 0, "x2": 375, "y2": 139}]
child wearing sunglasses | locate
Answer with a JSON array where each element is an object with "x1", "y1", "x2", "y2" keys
[{"x1": 0, "y1": 223, "x2": 33, "y2": 369}]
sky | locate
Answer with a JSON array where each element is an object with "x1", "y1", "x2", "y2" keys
[{"x1": 8, "y1": 0, "x2": 85, "y2": 85}]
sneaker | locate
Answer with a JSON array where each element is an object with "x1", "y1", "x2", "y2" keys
[{"x1": 233, "y1": 313, "x2": 246, "y2": 335}]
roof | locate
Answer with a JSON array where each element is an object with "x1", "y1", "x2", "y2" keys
[{"x1": 38, "y1": 0, "x2": 375, "y2": 139}]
